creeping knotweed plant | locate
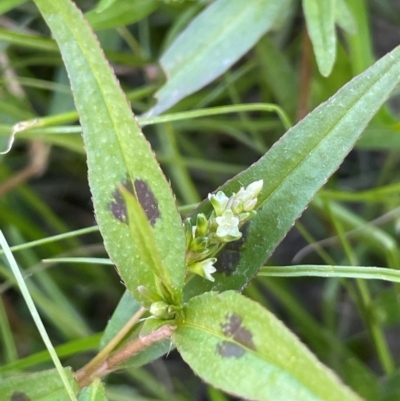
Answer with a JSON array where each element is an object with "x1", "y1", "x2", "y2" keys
[{"x1": 185, "y1": 180, "x2": 263, "y2": 282}]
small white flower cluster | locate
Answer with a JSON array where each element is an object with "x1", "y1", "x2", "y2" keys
[{"x1": 185, "y1": 180, "x2": 263, "y2": 282}]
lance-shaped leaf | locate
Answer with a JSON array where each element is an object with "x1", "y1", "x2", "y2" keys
[
  {"x1": 32, "y1": 0, "x2": 187, "y2": 307},
  {"x1": 174, "y1": 291, "x2": 362, "y2": 401},
  {"x1": 0, "y1": 367, "x2": 78, "y2": 400},
  {"x1": 148, "y1": 0, "x2": 293, "y2": 116},
  {"x1": 86, "y1": 0, "x2": 158, "y2": 31},
  {"x1": 184, "y1": 44, "x2": 400, "y2": 300},
  {"x1": 303, "y1": 0, "x2": 336, "y2": 76},
  {"x1": 121, "y1": 186, "x2": 176, "y2": 303},
  {"x1": 335, "y1": 0, "x2": 356, "y2": 35}
]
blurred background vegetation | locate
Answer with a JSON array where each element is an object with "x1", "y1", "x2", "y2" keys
[{"x1": 1, "y1": 0, "x2": 400, "y2": 400}]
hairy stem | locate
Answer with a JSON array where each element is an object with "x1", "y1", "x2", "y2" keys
[
  {"x1": 75, "y1": 307, "x2": 146, "y2": 386},
  {"x1": 76, "y1": 324, "x2": 174, "y2": 389}
]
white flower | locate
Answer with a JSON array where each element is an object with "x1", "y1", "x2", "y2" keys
[
  {"x1": 188, "y1": 258, "x2": 217, "y2": 282},
  {"x1": 208, "y1": 191, "x2": 229, "y2": 216},
  {"x1": 215, "y1": 209, "x2": 241, "y2": 240}
]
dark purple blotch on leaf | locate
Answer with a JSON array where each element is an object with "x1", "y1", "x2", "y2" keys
[
  {"x1": 134, "y1": 179, "x2": 160, "y2": 226},
  {"x1": 11, "y1": 392, "x2": 31, "y2": 401},
  {"x1": 215, "y1": 223, "x2": 249, "y2": 275},
  {"x1": 110, "y1": 179, "x2": 134, "y2": 223},
  {"x1": 216, "y1": 341, "x2": 246, "y2": 358},
  {"x1": 221, "y1": 313, "x2": 255, "y2": 350},
  {"x1": 110, "y1": 177, "x2": 160, "y2": 227}
]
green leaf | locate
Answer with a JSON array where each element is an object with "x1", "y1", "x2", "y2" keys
[
  {"x1": 100, "y1": 290, "x2": 141, "y2": 349},
  {"x1": 32, "y1": 0, "x2": 187, "y2": 307},
  {"x1": 86, "y1": 0, "x2": 158, "y2": 31},
  {"x1": 303, "y1": 0, "x2": 336, "y2": 76},
  {"x1": 148, "y1": 0, "x2": 293, "y2": 116},
  {"x1": 0, "y1": 368, "x2": 78, "y2": 400},
  {"x1": 0, "y1": 0, "x2": 27, "y2": 15},
  {"x1": 255, "y1": 37, "x2": 297, "y2": 118},
  {"x1": 174, "y1": 291, "x2": 362, "y2": 401},
  {"x1": 121, "y1": 186, "x2": 174, "y2": 299},
  {"x1": 90, "y1": 0, "x2": 117, "y2": 13},
  {"x1": 258, "y1": 264, "x2": 400, "y2": 283},
  {"x1": 184, "y1": 44, "x2": 400, "y2": 300},
  {"x1": 78, "y1": 379, "x2": 108, "y2": 401},
  {"x1": 335, "y1": 0, "x2": 357, "y2": 34}
]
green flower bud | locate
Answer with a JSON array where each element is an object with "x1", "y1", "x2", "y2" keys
[
  {"x1": 190, "y1": 236, "x2": 210, "y2": 252},
  {"x1": 196, "y1": 213, "x2": 208, "y2": 236},
  {"x1": 239, "y1": 211, "x2": 256, "y2": 224},
  {"x1": 150, "y1": 301, "x2": 175, "y2": 319}
]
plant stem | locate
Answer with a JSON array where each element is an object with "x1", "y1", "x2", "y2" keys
[
  {"x1": 76, "y1": 324, "x2": 174, "y2": 389},
  {"x1": 76, "y1": 306, "x2": 146, "y2": 383}
]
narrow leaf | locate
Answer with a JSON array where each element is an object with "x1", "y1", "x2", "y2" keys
[
  {"x1": 259, "y1": 265, "x2": 400, "y2": 283},
  {"x1": 86, "y1": 0, "x2": 158, "y2": 31},
  {"x1": 90, "y1": 0, "x2": 116, "y2": 13},
  {"x1": 0, "y1": 368, "x2": 78, "y2": 400},
  {"x1": 174, "y1": 291, "x2": 362, "y2": 401},
  {"x1": 33, "y1": 0, "x2": 187, "y2": 307},
  {"x1": 335, "y1": 0, "x2": 357, "y2": 34},
  {"x1": 121, "y1": 186, "x2": 175, "y2": 300},
  {"x1": 148, "y1": 0, "x2": 293, "y2": 116},
  {"x1": 184, "y1": 45, "x2": 400, "y2": 300},
  {"x1": 303, "y1": 0, "x2": 336, "y2": 76}
]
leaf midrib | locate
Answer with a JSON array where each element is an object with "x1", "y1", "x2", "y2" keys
[{"x1": 177, "y1": 321, "x2": 341, "y2": 401}]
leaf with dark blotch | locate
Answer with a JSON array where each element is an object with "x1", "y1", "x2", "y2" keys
[
  {"x1": 221, "y1": 313, "x2": 255, "y2": 350},
  {"x1": 33, "y1": 0, "x2": 187, "y2": 307},
  {"x1": 120, "y1": 186, "x2": 175, "y2": 301},
  {"x1": 110, "y1": 178, "x2": 160, "y2": 227},
  {"x1": 110, "y1": 177, "x2": 134, "y2": 223},
  {"x1": 11, "y1": 393, "x2": 31, "y2": 401},
  {"x1": 134, "y1": 179, "x2": 160, "y2": 226},
  {"x1": 174, "y1": 291, "x2": 362, "y2": 401},
  {"x1": 214, "y1": 223, "x2": 249, "y2": 276},
  {"x1": 184, "y1": 45, "x2": 400, "y2": 301}
]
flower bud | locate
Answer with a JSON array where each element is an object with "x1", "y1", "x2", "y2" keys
[
  {"x1": 196, "y1": 213, "x2": 208, "y2": 236},
  {"x1": 243, "y1": 198, "x2": 257, "y2": 212},
  {"x1": 231, "y1": 199, "x2": 243, "y2": 214},
  {"x1": 246, "y1": 180, "x2": 263, "y2": 198},
  {"x1": 190, "y1": 236, "x2": 210, "y2": 252},
  {"x1": 150, "y1": 301, "x2": 175, "y2": 319}
]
